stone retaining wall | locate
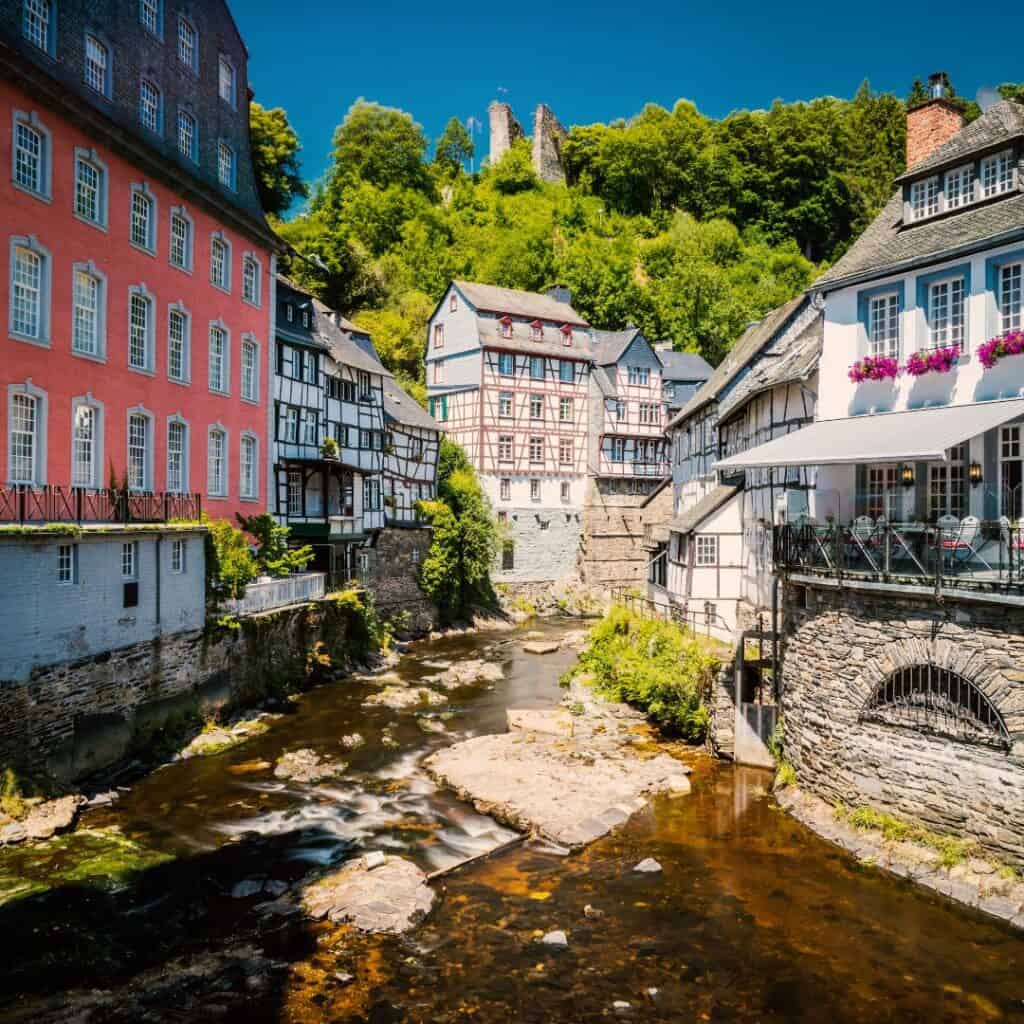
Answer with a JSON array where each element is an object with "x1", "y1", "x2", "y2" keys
[
  {"x1": 706, "y1": 661, "x2": 736, "y2": 760},
  {"x1": 0, "y1": 597, "x2": 368, "y2": 783},
  {"x1": 359, "y1": 527, "x2": 439, "y2": 635},
  {"x1": 780, "y1": 581, "x2": 1024, "y2": 864}
]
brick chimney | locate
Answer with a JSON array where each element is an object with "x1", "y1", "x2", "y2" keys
[{"x1": 906, "y1": 72, "x2": 965, "y2": 170}]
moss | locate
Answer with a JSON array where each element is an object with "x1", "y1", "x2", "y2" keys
[{"x1": 837, "y1": 803, "x2": 974, "y2": 868}]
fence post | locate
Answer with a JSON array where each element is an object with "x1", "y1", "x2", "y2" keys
[{"x1": 18, "y1": 486, "x2": 25, "y2": 525}]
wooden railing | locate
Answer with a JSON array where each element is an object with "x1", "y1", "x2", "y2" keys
[{"x1": 0, "y1": 485, "x2": 201, "y2": 525}]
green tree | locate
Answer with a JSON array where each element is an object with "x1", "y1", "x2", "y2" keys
[
  {"x1": 906, "y1": 78, "x2": 930, "y2": 109},
  {"x1": 205, "y1": 518, "x2": 257, "y2": 600},
  {"x1": 237, "y1": 512, "x2": 314, "y2": 577},
  {"x1": 434, "y1": 117, "x2": 474, "y2": 172},
  {"x1": 487, "y1": 139, "x2": 538, "y2": 195},
  {"x1": 249, "y1": 102, "x2": 308, "y2": 216}
]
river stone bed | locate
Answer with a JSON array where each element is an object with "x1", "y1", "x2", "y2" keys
[
  {"x1": 778, "y1": 786, "x2": 1024, "y2": 929},
  {"x1": 301, "y1": 855, "x2": 435, "y2": 933},
  {"x1": 273, "y1": 749, "x2": 347, "y2": 783}
]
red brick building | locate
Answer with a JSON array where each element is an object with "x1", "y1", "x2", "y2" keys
[{"x1": 0, "y1": 0, "x2": 277, "y2": 521}]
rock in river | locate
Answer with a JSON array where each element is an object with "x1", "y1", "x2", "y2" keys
[
  {"x1": 633, "y1": 858, "x2": 663, "y2": 874},
  {"x1": 301, "y1": 855, "x2": 435, "y2": 934},
  {"x1": 522, "y1": 641, "x2": 560, "y2": 655},
  {"x1": 0, "y1": 795, "x2": 85, "y2": 846},
  {"x1": 273, "y1": 749, "x2": 347, "y2": 784},
  {"x1": 364, "y1": 686, "x2": 447, "y2": 710},
  {"x1": 541, "y1": 930, "x2": 568, "y2": 948}
]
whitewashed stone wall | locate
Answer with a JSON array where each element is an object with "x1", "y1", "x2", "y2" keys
[
  {"x1": 496, "y1": 510, "x2": 581, "y2": 584},
  {"x1": 781, "y1": 582, "x2": 1024, "y2": 864}
]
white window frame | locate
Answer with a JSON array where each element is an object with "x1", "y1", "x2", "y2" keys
[
  {"x1": 498, "y1": 352, "x2": 514, "y2": 376},
  {"x1": 139, "y1": 0, "x2": 162, "y2": 38},
  {"x1": 23, "y1": 0, "x2": 55, "y2": 54},
  {"x1": 70, "y1": 261, "x2": 107, "y2": 361},
  {"x1": 241, "y1": 253, "x2": 261, "y2": 306},
  {"x1": 167, "y1": 302, "x2": 191, "y2": 383},
  {"x1": 57, "y1": 543, "x2": 76, "y2": 585},
  {"x1": 121, "y1": 541, "x2": 137, "y2": 579},
  {"x1": 909, "y1": 175, "x2": 940, "y2": 221},
  {"x1": 498, "y1": 391, "x2": 513, "y2": 418},
  {"x1": 627, "y1": 366, "x2": 650, "y2": 386},
  {"x1": 695, "y1": 534, "x2": 718, "y2": 566},
  {"x1": 170, "y1": 538, "x2": 185, "y2": 574},
  {"x1": 1000, "y1": 263, "x2": 1023, "y2": 335},
  {"x1": 176, "y1": 107, "x2": 197, "y2": 162},
  {"x1": 283, "y1": 406, "x2": 299, "y2": 444},
  {"x1": 126, "y1": 406, "x2": 153, "y2": 492},
  {"x1": 498, "y1": 435, "x2": 513, "y2": 463},
  {"x1": 207, "y1": 424, "x2": 228, "y2": 498},
  {"x1": 944, "y1": 164, "x2": 975, "y2": 210},
  {"x1": 529, "y1": 435, "x2": 543, "y2": 464},
  {"x1": 559, "y1": 396, "x2": 572, "y2": 422},
  {"x1": 559, "y1": 359, "x2": 573, "y2": 383},
  {"x1": 127, "y1": 284, "x2": 156, "y2": 373},
  {"x1": 239, "y1": 432, "x2": 258, "y2": 500},
  {"x1": 139, "y1": 77, "x2": 162, "y2": 135},
  {"x1": 210, "y1": 232, "x2": 231, "y2": 292},
  {"x1": 218, "y1": 54, "x2": 237, "y2": 107},
  {"x1": 177, "y1": 14, "x2": 198, "y2": 73},
  {"x1": 240, "y1": 335, "x2": 259, "y2": 403},
  {"x1": 868, "y1": 291, "x2": 901, "y2": 359},
  {"x1": 559, "y1": 437, "x2": 573, "y2": 464},
  {"x1": 129, "y1": 183, "x2": 158, "y2": 255},
  {"x1": 208, "y1": 321, "x2": 230, "y2": 395},
  {"x1": 7, "y1": 382, "x2": 47, "y2": 485},
  {"x1": 926, "y1": 275, "x2": 966, "y2": 352},
  {"x1": 166, "y1": 415, "x2": 189, "y2": 494},
  {"x1": 11, "y1": 109, "x2": 51, "y2": 201},
  {"x1": 980, "y1": 149, "x2": 1014, "y2": 199},
  {"x1": 433, "y1": 323, "x2": 444, "y2": 349},
  {"x1": 217, "y1": 140, "x2": 236, "y2": 191},
  {"x1": 530, "y1": 478, "x2": 540, "y2": 502},
  {"x1": 529, "y1": 393, "x2": 543, "y2": 420},
  {"x1": 168, "y1": 206, "x2": 194, "y2": 273},
  {"x1": 73, "y1": 147, "x2": 108, "y2": 230},
  {"x1": 560, "y1": 480, "x2": 570, "y2": 502},
  {"x1": 500, "y1": 478, "x2": 510, "y2": 500},
  {"x1": 70, "y1": 394, "x2": 103, "y2": 488},
  {"x1": 83, "y1": 32, "x2": 112, "y2": 98},
  {"x1": 9, "y1": 235, "x2": 52, "y2": 346}
]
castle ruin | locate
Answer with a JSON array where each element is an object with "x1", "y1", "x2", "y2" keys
[{"x1": 488, "y1": 100, "x2": 567, "y2": 184}]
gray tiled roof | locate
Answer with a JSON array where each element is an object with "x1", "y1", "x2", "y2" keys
[
  {"x1": 718, "y1": 311, "x2": 822, "y2": 422},
  {"x1": 383, "y1": 379, "x2": 439, "y2": 432},
  {"x1": 313, "y1": 299, "x2": 393, "y2": 377},
  {"x1": 668, "y1": 295, "x2": 808, "y2": 429},
  {"x1": 591, "y1": 328, "x2": 642, "y2": 365},
  {"x1": 455, "y1": 280, "x2": 589, "y2": 326},
  {"x1": 657, "y1": 349, "x2": 714, "y2": 382},
  {"x1": 668, "y1": 483, "x2": 741, "y2": 535},
  {"x1": 476, "y1": 317, "x2": 595, "y2": 360},
  {"x1": 895, "y1": 101, "x2": 1024, "y2": 183}
]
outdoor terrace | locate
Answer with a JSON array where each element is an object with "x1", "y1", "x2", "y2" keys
[{"x1": 0, "y1": 485, "x2": 202, "y2": 525}]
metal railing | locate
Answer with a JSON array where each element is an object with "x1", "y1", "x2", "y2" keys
[
  {"x1": 224, "y1": 571, "x2": 326, "y2": 616},
  {"x1": 0, "y1": 485, "x2": 201, "y2": 525},
  {"x1": 774, "y1": 520, "x2": 1024, "y2": 594},
  {"x1": 607, "y1": 585, "x2": 731, "y2": 637}
]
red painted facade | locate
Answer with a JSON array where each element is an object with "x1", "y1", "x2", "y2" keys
[{"x1": 0, "y1": 79, "x2": 273, "y2": 521}]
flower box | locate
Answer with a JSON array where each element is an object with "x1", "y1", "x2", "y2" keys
[
  {"x1": 904, "y1": 345, "x2": 961, "y2": 377},
  {"x1": 979, "y1": 330, "x2": 1024, "y2": 369},
  {"x1": 848, "y1": 356, "x2": 899, "y2": 383}
]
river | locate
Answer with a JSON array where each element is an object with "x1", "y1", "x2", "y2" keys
[{"x1": 1, "y1": 617, "x2": 1023, "y2": 1022}]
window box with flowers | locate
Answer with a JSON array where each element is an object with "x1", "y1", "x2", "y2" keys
[
  {"x1": 848, "y1": 356, "x2": 899, "y2": 383},
  {"x1": 978, "y1": 330, "x2": 1024, "y2": 369},
  {"x1": 320, "y1": 437, "x2": 339, "y2": 460},
  {"x1": 905, "y1": 346, "x2": 962, "y2": 376}
]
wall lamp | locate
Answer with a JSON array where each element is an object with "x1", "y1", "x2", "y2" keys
[
  {"x1": 969, "y1": 462, "x2": 984, "y2": 487},
  {"x1": 900, "y1": 464, "x2": 915, "y2": 488}
]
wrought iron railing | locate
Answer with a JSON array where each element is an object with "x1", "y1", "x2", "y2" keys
[
  {"x1": 0, "y1": 485, "x2": 201, "y2": 525},
  {"x1": 774, "y1": 520, "x2": 1024, "y2": 593}
]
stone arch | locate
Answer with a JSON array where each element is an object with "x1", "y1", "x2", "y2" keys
[{"x1": 852, "y1": 635, "x2": 1022, "y2": 742}]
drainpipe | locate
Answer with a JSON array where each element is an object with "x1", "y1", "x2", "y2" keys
[{"x1": 771, "y1": 575, "x2": 779, "y2": 703}]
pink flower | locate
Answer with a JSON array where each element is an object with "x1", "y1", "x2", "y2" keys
[
  {"x1": 904, "y1": 345, "x2": 961, "y2": 376},
  {"x1": 979, "y1": 331, "x2": 1024, "y2": 369},
  {"x1": 849, "y1": 356, "x2": 899, "y2": 383}
]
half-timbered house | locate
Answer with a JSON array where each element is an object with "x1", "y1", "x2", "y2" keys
[
  {"x1": 656, "y1": 348, "x2": 714, "y2": 415},
  {"x1": 426, "y1": 281, "x2": 592, "y2": 583},
  {"x1": 382, "y1": 379, "x2": 440, "y2": 525},
  {"x1": 650, "y1": 295, "x2": 822, "y2": 638}
]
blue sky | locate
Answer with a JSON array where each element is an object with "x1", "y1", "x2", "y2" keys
[{"x1": 234, "y1": 0, "x2": 1024, "y2": 190}]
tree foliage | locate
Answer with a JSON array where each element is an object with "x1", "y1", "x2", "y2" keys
[
  {"x1": 435, "y1": 116, "x2": 474, "y2": 173},
  {"x1": 237, "y1": 512, "x2": 313, "y2": 577},
  {"x1": 205, "y1": 518, "x2": 257, "y2": 601},
  {"x1": 249, "y1": 102, "x2": 308, "y2": 217}
]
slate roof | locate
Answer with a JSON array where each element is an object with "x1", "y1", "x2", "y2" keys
[
  {"x1": 591, "y1": 328, "x2": 642, "y2": 365},
  {"x1": 668, "y1": 483, "x2": 741, "y2": 535},
  {"x1": 894, "y1": 100, "x2": 1024, "y2": 183},
  {"x1": 383, "y1": 378, "x2": 439, "y2": 432},
  {"x1": 476, "y1": 317, "x2": 595, "y2": 360},
  {"x1": 717, "y1": 311, "x2": 823, "y2": 422},
  {"x1": 657, "y1": 349, "x2": 714, "y2": 382},
  {"x1": 312, "y1": 299, "x2": 393, "y2": 377},
  {"x1": 454, "y1": 280, "x2": 589, "y2": 326},
  {"x1": 667, "y1": 295, "x2": 808, "y2": 429},
  {"x1": 816, "y1": 101, "x2": 1024, "y2": 292}
]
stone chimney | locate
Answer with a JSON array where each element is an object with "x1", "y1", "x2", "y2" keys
[
  {"x1": 488, "y1": 101, "x2": 522, "y2": 166},
  {"x1": 545, "y1": 284, "x2": 571, "y2": 305},
  {"x1": 532, "y1": 104, "x2": 567, "y2": 184},
  {"x1": 906, "y1": 72, "x2": 965, "y2": 170}
]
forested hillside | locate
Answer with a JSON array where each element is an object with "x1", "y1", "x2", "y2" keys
[{"x1": 251, "y1": 79, "x2": 1020, "y2": 401}]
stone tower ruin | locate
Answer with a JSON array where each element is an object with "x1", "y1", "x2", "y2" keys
[{"x1": 487, "y1": 100, "x2": 566, "y2": 183}]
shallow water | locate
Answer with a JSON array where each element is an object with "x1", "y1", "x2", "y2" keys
[{"x1": 2, "y1": 618, "x2": 1024, "y2": 1022}]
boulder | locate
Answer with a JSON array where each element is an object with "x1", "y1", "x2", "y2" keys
[
  {"x1": 633, "y1": 858, "x2": 663, "y2": 874},
  {"x1": 507, "y1": 708, "x2": 574, "y2": 738},
  {"x1": 522, "y1": 641, "x2": 560, "y2": 655},
  {"x1": 341, "y1": 733, "x2": 365, "y2": 750},
  {"x1": 273, "y1": 749, "x2": 347, "y2": 784},
  {"x1": 19, "y1": 795, "x2": 85, "y2": 843},
  {"x1": 541, "y1": 930, "x2": 568, "y2": 947},
  {"x1": 364, "y1": 686, "x2": 446, "y2": 710}
]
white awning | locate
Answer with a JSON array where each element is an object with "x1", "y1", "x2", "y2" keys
[{"x1": 716, "y1": 398, "x2": 1024, "y2": 469}]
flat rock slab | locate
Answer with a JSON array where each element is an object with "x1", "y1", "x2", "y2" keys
[
  {"x1": 522, "y1": 641, "x2": 560, "y2": 655},
  {"x1": 428, "y1": 659, "x2": 504, "y2": 690},
  {"x1": 0, "y1": 795, "x2": 85, "y2": 846},
  {"x1": 425, "y1": 732, "x2": 690, "y2": 848},
  {"x1": 301, "y1": 856, "x2": 435, "y2": 934},
  {"x1": 273, "y1": 749, "x2": 347, "y2": 784},
  {"x1": 507, "y1": 708, "x2": 574, "y2": 738},
  {"x1": 363, "y1": 686, "x2": 447, "y2": 710}
]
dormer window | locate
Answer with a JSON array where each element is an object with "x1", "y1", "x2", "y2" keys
[
  {"x1": 945, "y1": 164, "x2": 974, "y2": 210},
  {"x1": 910, "y1": 176, "x2": 940, "y2": 221},
  {"x1": 560, "y1": 324, "x2": 573, "y2": 346},
  {"x1": 530, "y1": 321, "x2": 543, "y2": 342},
  {"x1": 981, "y1": 150, "x2": 1014, "y2": 199},
  {"x1": 500, "y1": 316, "x2": 512, "y2": 339}
]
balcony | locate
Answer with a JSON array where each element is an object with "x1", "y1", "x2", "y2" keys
[
  {"x1": 0, "y1": 485, "x2": 201, "y2": 525},
  {"x1": 774, "y1": 519, "x2": 1024, "y2": 598}
]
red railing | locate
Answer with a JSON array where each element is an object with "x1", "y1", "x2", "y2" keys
[{"x1": 0, "y1": 486, "x2": 201, "y2": 525}]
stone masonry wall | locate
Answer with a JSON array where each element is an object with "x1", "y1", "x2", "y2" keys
[
  {"x1": 496, "y1": 510, "x2": 581, "y2": 584},
  {"x1": 780, "y1": 581, "x2": 1024, "y2": 864},
  {"x1": 488, "y1": 101, "x2": 522, "y2": 166},
  {"x1": 359, "y1": 527, "x2": 439, "y2": 635},
  {"x1": 532, "y1": 104, "x2": 566, "y2": 184},
  {"x1": 0, "y1": 597, "x2": 368, "y2": 783}
]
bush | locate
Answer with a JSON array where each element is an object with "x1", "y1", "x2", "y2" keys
[
  {"x1": 237, "y1": 512, "x2": 314, "y2": 577},
  {"x1": 205, "y1": 518, "x2": 257, "y2": 601},
  {"x1": 563, "y1": 605, "x2": 718, "y2": 741}
]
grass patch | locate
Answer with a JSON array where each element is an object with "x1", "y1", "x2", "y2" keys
[
  {"x1": 837, "y1": 803, "x2": 973, "y2": 868},
  {"x1": 774, "y1": 761, "x2": 797, "y2": 789}
]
